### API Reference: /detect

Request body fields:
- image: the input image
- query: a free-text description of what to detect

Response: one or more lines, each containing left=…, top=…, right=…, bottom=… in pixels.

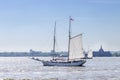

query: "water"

left=0, top=57, right=120, bottom=80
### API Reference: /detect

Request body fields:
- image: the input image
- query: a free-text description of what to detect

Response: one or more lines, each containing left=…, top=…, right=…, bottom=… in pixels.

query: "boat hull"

left=41, top=60, right=86, bottom=66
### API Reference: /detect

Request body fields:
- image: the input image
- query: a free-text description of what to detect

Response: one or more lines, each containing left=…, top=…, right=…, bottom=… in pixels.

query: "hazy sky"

left=0, top=0, right=120, bottom=52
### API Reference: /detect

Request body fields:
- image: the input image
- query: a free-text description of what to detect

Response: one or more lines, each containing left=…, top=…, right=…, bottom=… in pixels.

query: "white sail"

left=69, top=34, right=84, bottom=60
left=87, top=49, right=93, bottom=58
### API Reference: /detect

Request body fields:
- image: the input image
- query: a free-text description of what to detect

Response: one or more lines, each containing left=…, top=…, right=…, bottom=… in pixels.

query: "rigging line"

left=42, top=24, right=54, bottom=51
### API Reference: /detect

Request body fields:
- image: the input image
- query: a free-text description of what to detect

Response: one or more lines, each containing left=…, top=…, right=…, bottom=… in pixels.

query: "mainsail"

left=69, top=34, right=84, bottom=60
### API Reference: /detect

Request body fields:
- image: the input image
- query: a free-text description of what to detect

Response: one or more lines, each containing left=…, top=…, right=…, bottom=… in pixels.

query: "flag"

left=70, top=18, right=74, bottom=21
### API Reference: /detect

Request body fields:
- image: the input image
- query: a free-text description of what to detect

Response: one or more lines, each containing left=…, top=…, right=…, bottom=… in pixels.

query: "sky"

left=0, top=0, right=120, bottom=52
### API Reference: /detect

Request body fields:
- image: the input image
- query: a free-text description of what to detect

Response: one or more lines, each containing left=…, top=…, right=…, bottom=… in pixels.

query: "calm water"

left=0, top=57, right=120, bottom=80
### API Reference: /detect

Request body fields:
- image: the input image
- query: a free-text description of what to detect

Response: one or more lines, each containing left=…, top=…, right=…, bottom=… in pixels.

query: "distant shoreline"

left=0, top=50, right=120, bottom=57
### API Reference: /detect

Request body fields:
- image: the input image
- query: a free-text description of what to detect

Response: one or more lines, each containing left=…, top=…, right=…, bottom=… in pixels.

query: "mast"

left=68, top=16, right=72, bottom=61
left=53, top=21, right=56, bottom=60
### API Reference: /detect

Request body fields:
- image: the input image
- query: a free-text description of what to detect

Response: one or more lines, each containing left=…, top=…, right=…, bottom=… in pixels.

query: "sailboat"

left=41, top=16, right=86, bottom=66
left=87, top=49, right=93, bottom=59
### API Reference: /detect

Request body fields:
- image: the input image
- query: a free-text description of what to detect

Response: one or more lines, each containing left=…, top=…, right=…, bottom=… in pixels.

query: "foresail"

left=69, top=34, right=84, bottom=60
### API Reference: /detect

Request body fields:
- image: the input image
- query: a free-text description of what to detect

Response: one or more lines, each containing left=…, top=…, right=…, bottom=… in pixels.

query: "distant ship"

left=41, top=16, right=86, bottom=66
left=86, top=49, right=93, bottom=59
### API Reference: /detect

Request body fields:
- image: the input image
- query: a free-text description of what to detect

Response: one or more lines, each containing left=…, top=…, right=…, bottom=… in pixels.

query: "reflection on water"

left=0, top=57, right=120, bottom=80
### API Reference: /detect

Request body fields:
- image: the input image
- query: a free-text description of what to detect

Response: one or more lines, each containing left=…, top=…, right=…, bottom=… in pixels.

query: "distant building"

left=93, top=46, right=112, bottom=57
